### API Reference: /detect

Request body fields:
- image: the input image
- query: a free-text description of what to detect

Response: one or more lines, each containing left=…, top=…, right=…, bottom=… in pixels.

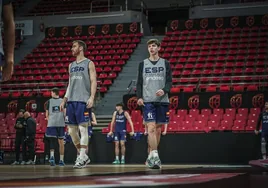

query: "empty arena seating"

left=0, top=33, right=142, bottom=97
left=27, top=0, right=114, bottom=16
left=102, top=107, right=261, bottom=134
left=12, top=0, right=26, bottom=14
left=161, top=26, right=268, bottom=93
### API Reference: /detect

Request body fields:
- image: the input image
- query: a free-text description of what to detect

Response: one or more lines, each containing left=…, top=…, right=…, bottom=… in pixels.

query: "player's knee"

left=58, top=139, right=64, bottom=145
left=115, top=141, right=119, bottom=148
left=79, top=126, right=88, bottom=146
left=147, top=123, right=156, bottom=134
left=120, top=141, right=125, bottom=147
left=68, top=126, right=80, bottom=145
left=156, top=126, right=161, bottom=133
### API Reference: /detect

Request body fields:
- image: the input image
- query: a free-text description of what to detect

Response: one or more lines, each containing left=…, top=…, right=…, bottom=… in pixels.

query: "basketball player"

left=0, top=0, right=15, bottom=81
left=45, top=88, right=66, bottom=166
left=255, top=101, right=268, bottom=160
left=60, top=40, right=97, bottom=169
left=136, top=39, right=172, bottom=169
left=108, top=103, right=134, bottom=164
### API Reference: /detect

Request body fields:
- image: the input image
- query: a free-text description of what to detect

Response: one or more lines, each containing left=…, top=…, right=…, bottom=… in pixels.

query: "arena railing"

left=192, top=0, right=268, bottom=6
left=26, top=5, right=122, bottom=16
left=126, top=74, right=268, bottom=93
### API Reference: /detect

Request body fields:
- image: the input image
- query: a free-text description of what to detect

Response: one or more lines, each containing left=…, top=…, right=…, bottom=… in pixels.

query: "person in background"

left=45, top=88, right=66, bottom=166
left=255, top=101, right=268, bottom=160
left=11, top=109, right=26, bottom=165
left=108, top=103, right=134, bottom=164
left=23, top=111, right=36, bottom=165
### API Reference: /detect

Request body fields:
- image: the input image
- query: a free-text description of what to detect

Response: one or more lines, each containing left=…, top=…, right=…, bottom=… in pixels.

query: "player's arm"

left=63, top=64, right=72, bottom=103
left=2, top=1, right=15, bottom=81
left=136, top=62, right=144, bottom=105
left=63, top=105, right=66, bottom=117
left=61, top=64, right=71, bottom=111
left=256, top=113, right=263, bottom=131
left=91, top=113, right=97, bottom=126
left=162, top=124, right=168, bottom=135
left=45, top=100, right=49, bottom=120
left=162, top=60, right=172, bottom=94
left=14, top=119, right=22, bottom=129
left=109, top=111, right=117, bottom=134
left=88, top=61, right=97, bottom=105
left=125, top=111, right=134, bottom=134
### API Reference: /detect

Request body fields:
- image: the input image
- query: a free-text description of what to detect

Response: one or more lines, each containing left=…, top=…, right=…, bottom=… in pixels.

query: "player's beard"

left=72, top=49, right=80, bottom=57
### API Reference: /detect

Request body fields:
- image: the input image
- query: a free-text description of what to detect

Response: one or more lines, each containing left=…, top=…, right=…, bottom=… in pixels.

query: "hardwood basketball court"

left=0, top=164, right=266, bottom=187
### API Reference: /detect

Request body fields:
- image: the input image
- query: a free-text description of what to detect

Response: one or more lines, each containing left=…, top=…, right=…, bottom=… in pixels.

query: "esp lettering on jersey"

left=70, top=66, right=85, bottom=73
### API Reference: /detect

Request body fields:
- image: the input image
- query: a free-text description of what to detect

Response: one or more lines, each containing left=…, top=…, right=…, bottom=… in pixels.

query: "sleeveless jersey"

left=261, top=111, right=268, bottom=133
left=142, top=58, right=169, bottom=103
left=47, top=98, right=65, bottom=127
left=115, top=111, right=127, bottom=132
left=68, top=59, right=91, bottom=103
left=0, top=0, right=3, bottom=55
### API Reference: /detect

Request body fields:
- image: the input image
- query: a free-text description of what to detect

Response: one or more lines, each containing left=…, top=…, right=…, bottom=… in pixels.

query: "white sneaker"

left=73, top=155, right=90, bottom=169
left=20, top=161, right=26, bottom=165
left=11, top=161, right=20, bottom=165
left=25, top=160, right=35, bottom=165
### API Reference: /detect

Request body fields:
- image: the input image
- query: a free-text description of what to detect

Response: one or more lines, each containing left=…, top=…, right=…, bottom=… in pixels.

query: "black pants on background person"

left=25, top=136, right=35, bottom=162
left=15, top=133, right=26, bottom=162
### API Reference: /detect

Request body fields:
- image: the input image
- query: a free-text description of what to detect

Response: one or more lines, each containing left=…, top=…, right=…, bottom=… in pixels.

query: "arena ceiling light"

left=66, top=13, right=124, bottom=20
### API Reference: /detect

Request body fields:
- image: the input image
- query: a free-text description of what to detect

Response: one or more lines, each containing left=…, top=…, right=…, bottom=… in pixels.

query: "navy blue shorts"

left=65, top=102, right=91, bottom=126
left=88, top=126, right=93, bottom=138
left=114, top=131, right=126, bottom=142
left=143, top=103, right=169, bottom=124
left=45, top=127, right=65, bottom=139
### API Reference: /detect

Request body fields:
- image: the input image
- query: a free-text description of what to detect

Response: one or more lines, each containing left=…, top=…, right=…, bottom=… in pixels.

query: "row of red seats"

left=102, top=108, right=262, bottom=133
left=163, top=35, right=268, bottom=42
left=164, top=48, right=267, bottom=56
left=37, top=43, right=138, bottom=50
left=44, top=33, right=142, bottom=42
left=165, top=27, right=268, bottom=36
left=172, top=67, right=267, bottom=75
left=0, top=136, right=44, bottom=153
left=25, top=54, right=131, bottom=61
left=162, top=52, right=267, bottom=60
left=102, top=119, right=259, bottom=133
left=171, top=84, right=259, bottom=93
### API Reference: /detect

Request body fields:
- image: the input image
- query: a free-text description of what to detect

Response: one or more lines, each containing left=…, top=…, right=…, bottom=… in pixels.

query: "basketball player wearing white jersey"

left=60, top=40, right=97, bottom=169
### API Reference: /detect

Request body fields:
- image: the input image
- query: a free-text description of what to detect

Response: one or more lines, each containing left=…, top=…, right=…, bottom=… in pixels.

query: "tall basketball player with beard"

left=60, top=40, right=97, bottom=169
